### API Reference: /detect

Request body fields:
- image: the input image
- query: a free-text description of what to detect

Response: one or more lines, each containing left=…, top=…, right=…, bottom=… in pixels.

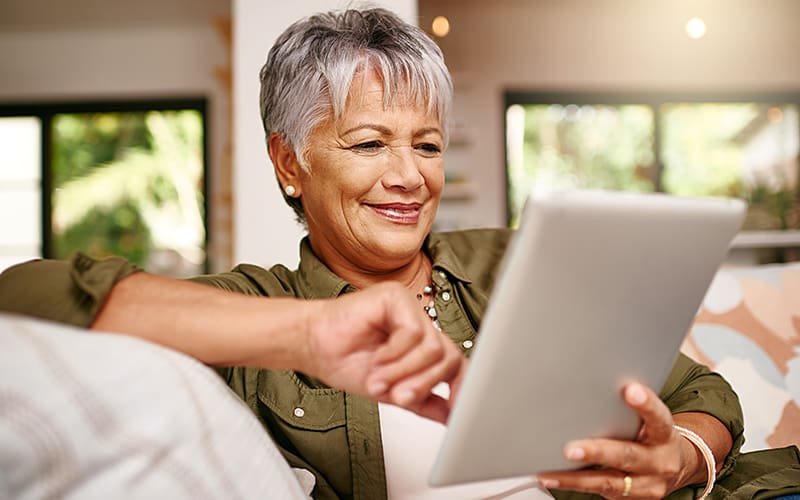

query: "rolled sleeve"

left=0, top=252, right=140, bottom=328
left=659, top=353, right=745, bottom=479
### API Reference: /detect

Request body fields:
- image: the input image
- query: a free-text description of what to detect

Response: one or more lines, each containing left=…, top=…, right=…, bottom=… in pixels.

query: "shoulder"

left=428, top=228, right=514, bottom=292
left=430, top=227, right=513, bottom=254
left=430, top=227, right=513, bottom=265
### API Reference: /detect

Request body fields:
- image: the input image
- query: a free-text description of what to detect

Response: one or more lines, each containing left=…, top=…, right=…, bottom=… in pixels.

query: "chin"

left=368, top=229, right=428, bottom=261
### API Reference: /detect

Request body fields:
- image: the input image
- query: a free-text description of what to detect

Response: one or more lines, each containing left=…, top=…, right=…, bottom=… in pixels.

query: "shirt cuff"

left=0, top=252, right=140, bottom=328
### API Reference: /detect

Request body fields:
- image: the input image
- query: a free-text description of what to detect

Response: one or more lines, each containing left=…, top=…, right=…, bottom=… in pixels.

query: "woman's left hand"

left=536, top=383, right=698, bottom=499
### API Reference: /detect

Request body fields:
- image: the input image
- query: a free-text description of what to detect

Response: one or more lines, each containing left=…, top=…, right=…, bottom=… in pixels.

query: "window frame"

left=0, top=98, right=209, bottom=269
left=503, top=90, right=800, bottom=226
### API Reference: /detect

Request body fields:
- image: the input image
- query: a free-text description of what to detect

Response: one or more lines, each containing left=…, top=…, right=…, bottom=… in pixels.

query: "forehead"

left=340, top=69, right=438, bottom=122
left=345, top=70, right=387, bottom=107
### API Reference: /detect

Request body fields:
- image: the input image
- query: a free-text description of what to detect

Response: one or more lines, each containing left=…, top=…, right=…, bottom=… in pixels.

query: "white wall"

left=232, top=0, right=418, bottom=269
left=419, top=0, right=800, bottom=228
left=0, top=26, right=224, bottom=99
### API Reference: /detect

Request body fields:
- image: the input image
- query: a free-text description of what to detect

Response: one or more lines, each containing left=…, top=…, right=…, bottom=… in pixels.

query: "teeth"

left=373, top=205, right=417, bottom=214
left=386, top=208, right=416, bottom=216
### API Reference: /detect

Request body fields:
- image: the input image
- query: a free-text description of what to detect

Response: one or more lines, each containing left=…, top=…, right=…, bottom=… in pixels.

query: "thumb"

left=447, top=359, right=468, bottom=411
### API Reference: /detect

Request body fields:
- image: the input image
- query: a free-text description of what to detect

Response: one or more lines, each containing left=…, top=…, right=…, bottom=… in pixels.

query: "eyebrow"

left=340, top=123, right=443, bottom=139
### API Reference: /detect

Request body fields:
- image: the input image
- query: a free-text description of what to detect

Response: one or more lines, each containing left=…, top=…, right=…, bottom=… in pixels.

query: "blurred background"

left=1, top=0, right=798, bottom=274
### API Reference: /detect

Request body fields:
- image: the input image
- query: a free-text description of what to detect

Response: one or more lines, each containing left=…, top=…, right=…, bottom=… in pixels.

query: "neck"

left=326, top=250, right=432, bottom=293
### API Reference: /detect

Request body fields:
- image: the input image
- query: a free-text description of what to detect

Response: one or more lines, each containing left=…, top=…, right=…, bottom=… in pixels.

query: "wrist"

left=676, top=427, right=703, bottom=484
left=674, top=424, right=716, bottom=499
left=230, top=295, right=318, bottom=372
left=291, top=298, right=322, bottom=375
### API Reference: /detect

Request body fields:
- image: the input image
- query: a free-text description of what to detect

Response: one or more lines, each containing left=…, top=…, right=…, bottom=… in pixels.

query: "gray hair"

left=259, top=7, right=453, bottom=223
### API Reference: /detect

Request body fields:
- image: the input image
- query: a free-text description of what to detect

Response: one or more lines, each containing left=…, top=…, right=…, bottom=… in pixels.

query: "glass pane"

left=51, top=110, right=206, bottom=277
left=506, top=104, right=655, bottom=226
left=661, top=103, right=800, bottom=230
left=0, top=116, right=41, bottom=272
left=0, top=117, right=41, bottom=182
left=0, top=191, right=40, bottom=246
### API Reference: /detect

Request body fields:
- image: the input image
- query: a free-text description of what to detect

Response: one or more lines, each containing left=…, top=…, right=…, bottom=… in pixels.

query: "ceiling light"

left=686, top=17, right=707, bottom=39
left=432, top=16, right=450, bottom=38
left=768, top=107, right=784, bottom=123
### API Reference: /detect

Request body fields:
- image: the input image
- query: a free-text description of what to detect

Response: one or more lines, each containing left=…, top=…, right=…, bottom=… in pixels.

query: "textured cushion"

left=0, top=313, right=308, bottom=499
left=683, top=263, right=800, bottom=452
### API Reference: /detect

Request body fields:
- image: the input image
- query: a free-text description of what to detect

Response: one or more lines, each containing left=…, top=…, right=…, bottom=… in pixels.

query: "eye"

left=415, top=143, right=442, bottom=157
left=350, top=140, right=385, bottom=152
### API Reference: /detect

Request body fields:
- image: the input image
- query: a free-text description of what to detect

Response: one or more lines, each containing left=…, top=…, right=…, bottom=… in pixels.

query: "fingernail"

left=395, top=389, right=416, bottom=406
left=539, top=478, right=559, bottom=489
left=626, top=384, right=647, bottom=405
left=369, top=380, right=388, bottom=396
left=565, top=445, right=585, bottom=461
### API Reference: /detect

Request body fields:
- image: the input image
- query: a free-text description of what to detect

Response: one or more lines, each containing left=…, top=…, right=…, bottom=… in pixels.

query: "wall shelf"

left=727, top=230, right=800, bottom=266
left=731, top=230, right=800, bottom=249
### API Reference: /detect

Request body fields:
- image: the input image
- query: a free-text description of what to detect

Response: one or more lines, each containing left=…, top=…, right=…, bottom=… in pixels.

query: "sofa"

left=681, top=262, right=800, bottom=453
left=1, top=262, right=799, bottom=499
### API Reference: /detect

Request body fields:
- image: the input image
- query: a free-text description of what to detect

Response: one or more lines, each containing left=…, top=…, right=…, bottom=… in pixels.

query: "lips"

left=366, top=202, right=423, bottom=224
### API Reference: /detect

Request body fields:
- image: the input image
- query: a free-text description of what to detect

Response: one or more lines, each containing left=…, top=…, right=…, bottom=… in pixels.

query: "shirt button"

left=438, top=271, right=446, bottom=279
left=462, top=340, right=474, bottom=349
left=294, top=407, right=305, bottom=418
left=441, top=291, right=451, bottom=301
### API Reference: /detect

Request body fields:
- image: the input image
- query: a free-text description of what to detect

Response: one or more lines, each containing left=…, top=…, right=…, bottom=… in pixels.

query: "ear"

left=268, top=133, right=303, bottom=197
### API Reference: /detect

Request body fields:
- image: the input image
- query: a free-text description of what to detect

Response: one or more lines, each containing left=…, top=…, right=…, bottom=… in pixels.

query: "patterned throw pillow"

left=0, top=313, right=309, bottom=500
left=683, top=263, right=800, bottom=452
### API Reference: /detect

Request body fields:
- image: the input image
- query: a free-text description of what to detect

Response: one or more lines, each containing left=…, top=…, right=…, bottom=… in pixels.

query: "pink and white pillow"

left=683, top=263, right=800, bottom=452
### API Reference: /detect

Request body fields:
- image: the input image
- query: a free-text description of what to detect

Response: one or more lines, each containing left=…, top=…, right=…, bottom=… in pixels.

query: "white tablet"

left=429, top=190, right=746, bottom=487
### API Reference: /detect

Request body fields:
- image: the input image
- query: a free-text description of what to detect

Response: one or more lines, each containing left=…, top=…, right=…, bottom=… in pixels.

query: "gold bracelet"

left=673, top=425, right=716, bottom=500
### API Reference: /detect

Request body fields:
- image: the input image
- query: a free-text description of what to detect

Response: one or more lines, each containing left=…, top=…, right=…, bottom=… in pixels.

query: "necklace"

left=416, top=283, right=441, bottom=331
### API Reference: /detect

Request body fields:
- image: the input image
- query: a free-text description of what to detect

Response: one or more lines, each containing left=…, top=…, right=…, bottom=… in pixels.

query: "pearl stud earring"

left=284, top=185, right=296, bottom=197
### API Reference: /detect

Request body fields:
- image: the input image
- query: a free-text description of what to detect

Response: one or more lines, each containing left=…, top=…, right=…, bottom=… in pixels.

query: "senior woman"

left=2, top=7, right=799, bottom=500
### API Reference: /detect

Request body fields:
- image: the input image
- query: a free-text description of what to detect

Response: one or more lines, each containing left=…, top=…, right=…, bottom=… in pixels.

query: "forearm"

left=661, top=354, right=744, bottom=478
left=95, top=275, right=465, bottom=422
left=93, top=272, right=314, bottom=371
left=0, top=254, right=302, bottom=370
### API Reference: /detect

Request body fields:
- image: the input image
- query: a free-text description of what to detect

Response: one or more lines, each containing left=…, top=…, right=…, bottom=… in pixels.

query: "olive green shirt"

left=1, top=229, right=798, bottom=499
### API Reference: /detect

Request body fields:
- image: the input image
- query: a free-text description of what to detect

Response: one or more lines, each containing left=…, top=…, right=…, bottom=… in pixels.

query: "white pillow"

left=0, top=313, right=309, bottom=500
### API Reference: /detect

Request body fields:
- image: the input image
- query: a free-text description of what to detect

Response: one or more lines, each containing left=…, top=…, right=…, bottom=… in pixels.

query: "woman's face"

left=298, top=70, right=445, bottom=274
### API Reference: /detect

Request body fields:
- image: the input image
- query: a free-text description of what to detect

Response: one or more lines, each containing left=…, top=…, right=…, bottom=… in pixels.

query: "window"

left=0, top=100, right=208, bottom=277
left=505, top=92, right=800, bottom=231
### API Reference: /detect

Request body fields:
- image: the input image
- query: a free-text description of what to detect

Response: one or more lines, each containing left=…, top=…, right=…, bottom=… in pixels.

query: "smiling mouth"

left=366, top=203, right=423, bottom=224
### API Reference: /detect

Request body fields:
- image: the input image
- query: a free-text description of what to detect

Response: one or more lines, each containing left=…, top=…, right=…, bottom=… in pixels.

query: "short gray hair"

left=259, top=7, right=453, bottom=223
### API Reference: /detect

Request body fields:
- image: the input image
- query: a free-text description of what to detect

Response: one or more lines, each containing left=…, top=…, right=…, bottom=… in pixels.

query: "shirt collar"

left=425, top=233, right=473, bottom=285
left=296, top=237, right=351, bottom=298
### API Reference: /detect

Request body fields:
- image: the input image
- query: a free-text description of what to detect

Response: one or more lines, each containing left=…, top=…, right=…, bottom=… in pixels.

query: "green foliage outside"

left=57, top=201, right=151, bottom=264
left=507, top=104, right=655, bottom=227
left=660, top=103, right=756, bottom=198
left=507, top=102, right=799, bottom=230
left=661, top=103, right=800, bottom=230
left=51, top=110, right=205, bottom=276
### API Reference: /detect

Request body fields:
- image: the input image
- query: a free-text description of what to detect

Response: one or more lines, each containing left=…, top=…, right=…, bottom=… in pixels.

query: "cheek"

left=306, top=163, right=382, bottom=212
left=424, top=160, right=446, bottom=194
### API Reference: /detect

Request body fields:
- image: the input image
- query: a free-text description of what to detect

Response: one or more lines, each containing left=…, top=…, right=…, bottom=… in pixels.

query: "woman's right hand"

left=302, top=281, right=466, bottom=423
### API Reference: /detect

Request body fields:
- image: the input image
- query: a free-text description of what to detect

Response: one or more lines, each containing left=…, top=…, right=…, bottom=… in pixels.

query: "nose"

left=382, top=146, right=424, bottom=191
